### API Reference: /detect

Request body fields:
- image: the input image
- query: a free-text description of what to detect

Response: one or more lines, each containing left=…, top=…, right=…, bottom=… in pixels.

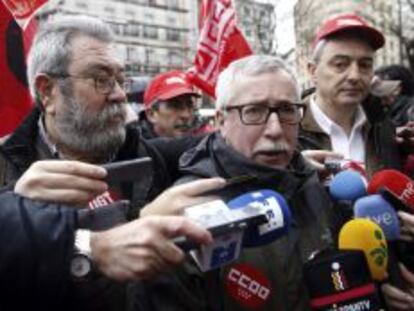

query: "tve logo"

left=368, top=212, right=393, bottom=227
left=225, top=264, right=271, bottom=309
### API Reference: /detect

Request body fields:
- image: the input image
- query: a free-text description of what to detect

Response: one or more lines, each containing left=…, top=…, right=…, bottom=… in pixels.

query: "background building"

left=40, top=0, right=199, bottom=77
left=294, top=0, right=402, bottom=88
left=39, top=0, right=278, bottom=78
left=234, top=0, right=276, bottom=54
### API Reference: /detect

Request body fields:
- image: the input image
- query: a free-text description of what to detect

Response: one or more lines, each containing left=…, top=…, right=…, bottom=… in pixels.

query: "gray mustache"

left=174, top=123, right=193, bottom=130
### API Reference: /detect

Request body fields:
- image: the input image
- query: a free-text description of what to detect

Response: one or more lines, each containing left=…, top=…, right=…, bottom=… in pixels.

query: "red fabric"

left=187, top=0, right=252, bottom=98
left=2, top=0, right=47, bottom=29
left=0, top=0, right=46, bottom=136
left=0, top=2, right=32, bottom=136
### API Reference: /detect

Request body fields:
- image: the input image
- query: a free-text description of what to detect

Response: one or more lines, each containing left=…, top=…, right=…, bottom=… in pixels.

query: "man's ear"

left=34, top=74, right=55, bottom=112
left=215, top=110, right=225, bottom=127
left=145, top=108, right=156, bottom=122
left=307, top=61, right=318, bottom=85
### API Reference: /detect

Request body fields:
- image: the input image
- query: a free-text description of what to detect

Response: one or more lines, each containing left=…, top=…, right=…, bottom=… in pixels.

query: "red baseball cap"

left=313, top=13, right=385, bottom=50
left=143, top=70, right=199, bottom=108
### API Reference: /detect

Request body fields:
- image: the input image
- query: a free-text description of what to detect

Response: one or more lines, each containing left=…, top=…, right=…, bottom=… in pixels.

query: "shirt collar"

left=310, top=95, right=367, bottom=135
left=38, top=117, right=60, bottom=158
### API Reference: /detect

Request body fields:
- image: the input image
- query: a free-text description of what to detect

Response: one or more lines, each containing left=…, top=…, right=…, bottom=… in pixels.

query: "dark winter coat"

left=132, top=132, right=340, bottom=311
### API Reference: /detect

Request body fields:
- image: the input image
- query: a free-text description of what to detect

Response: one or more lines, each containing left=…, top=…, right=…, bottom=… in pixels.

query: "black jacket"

left=0, top=107, right=202, bottom=311
left=136, top=113, right=159, bottom=140
left=0, top=192, right=77, bottom=311
left=133, top=132, right=339, bottom=311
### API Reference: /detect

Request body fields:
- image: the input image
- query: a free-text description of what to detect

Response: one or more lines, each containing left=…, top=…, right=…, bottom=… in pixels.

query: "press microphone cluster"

left=303, top=168, right=414, bottom=310
left=175, top=189, right=292, bottom=271
left=326, top=169, right=414, bottom=291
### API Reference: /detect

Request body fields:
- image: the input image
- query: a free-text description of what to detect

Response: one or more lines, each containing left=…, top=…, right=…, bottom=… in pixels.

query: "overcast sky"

left=274, top=0, right=297, bottom=54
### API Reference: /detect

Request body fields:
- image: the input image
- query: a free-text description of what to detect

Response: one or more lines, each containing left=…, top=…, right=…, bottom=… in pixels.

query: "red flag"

left=0, top=0, right=46, bottom=136
left=3, top=0, right=47, bottom=29
left=188, top=0, right=252, bottom=98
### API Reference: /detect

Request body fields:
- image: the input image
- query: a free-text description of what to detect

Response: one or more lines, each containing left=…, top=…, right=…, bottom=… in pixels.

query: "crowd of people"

left=2, top=11, right=414, bottom=311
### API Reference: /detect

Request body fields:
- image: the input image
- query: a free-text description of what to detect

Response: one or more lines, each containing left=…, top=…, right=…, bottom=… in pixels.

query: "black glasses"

left=225, top=103, right=307, bottom=125
left=48, top=72, right=131, bottom=95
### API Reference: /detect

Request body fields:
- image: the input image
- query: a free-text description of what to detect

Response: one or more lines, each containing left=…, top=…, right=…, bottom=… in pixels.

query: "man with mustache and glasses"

left=300, top=13, right=405, bottom=177
left=132, top=55, right=339, bottom=311
left=138, top=70, right=201, bottom=139
left=0, top=15, right=224, bottom=311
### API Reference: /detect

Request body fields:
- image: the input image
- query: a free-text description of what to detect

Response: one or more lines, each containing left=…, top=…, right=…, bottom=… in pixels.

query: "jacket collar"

left=180, top=132, right=316, bottom=198
left=301, top=95, right=325, bottom=134
left=0, top=107, right=53, bottom=174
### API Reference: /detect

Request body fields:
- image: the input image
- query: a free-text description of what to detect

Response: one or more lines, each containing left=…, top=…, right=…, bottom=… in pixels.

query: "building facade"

left=39, top=0, right=199, bottom=77
left=234, top=0, right=276, bottom=54
left=294, top=0, right=402, bottom=88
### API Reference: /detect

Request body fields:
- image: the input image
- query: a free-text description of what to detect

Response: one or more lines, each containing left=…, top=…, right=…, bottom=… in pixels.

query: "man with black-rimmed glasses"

left=134, top=55, right=338, bottom=311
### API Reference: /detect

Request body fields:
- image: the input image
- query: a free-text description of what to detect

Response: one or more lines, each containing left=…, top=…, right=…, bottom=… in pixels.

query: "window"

left=143, top=25, right=158, bottom=39
left=75, top=1, right=88, bottom=9
left=125, top=10, right=135, bottom=21
left=168, top=0, right=179, bottom=8
left=168, top=51, right=182, bottom=65
left=104, top=6, right=115, bottom=15
left=111, top=23, right=123, bottom=35
left=146, top=48, right=155, bottom=63
left=125, top=24, right=140, bottom=37
left=166, top=29, right=180, bottom=41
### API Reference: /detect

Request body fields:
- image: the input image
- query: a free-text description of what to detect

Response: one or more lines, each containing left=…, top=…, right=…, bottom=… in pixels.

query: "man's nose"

left=108, top=82, right=127, bottom=103
left=179, top=106, right=194, bottom=120
left=347, top=62, right=361, bottom=82
left=264, top=112, right=284, bottom=137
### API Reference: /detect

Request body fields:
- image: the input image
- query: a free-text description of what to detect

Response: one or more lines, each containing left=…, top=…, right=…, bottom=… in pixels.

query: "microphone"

left=338, top=219, right=388, bottom=282
left=368, top=169, right=414, bottom=210
left=329, top=170, right=367, bottom=202
left=304, top=249, right=384, bottom=310
left=178, top=189, right=291, bottom=271
left=353, top=195, right=408, bottom=289
left=353, top=195, right=401, bottom=241
left=226, top=189, right=292, bottom=247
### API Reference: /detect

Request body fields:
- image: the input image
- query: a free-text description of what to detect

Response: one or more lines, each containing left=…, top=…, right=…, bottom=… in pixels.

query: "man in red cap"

left=299, top=13, right=414, bottom=310
left=139, top=70, right=200, bottom=139
left=299, top=13, right=405, bottom=177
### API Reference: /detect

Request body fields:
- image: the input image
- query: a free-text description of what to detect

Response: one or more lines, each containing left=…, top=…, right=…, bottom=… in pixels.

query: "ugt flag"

left=187, top=0, right=252, bottom=98
left=0, top=0, right=47, bottom=136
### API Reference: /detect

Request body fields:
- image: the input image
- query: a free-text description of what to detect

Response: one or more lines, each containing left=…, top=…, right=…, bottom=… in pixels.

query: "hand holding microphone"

left=176, top=189, right=292, bottom=271
left=381, top=263, right=414, bottom=310
left=398, top=212, right=414, bottom=242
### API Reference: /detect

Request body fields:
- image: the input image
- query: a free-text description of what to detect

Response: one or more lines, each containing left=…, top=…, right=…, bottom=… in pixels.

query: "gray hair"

left=27, top=15, right=114, bottom=101
left=215, top=55, right=301, bottom=110
left=310, top=39, right=328, bottom=64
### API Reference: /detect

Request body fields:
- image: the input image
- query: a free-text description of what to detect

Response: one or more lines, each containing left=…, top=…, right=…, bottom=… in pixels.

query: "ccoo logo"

left=225, top=264, right=271, bottom=309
